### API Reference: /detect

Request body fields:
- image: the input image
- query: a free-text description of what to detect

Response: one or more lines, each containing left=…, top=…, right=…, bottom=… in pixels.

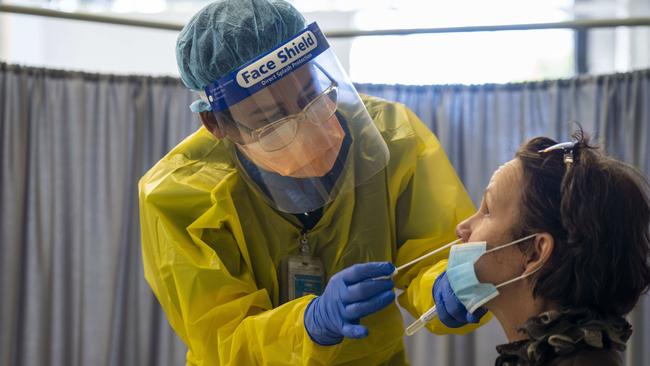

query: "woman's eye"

left=481, top=201, right=490, bottom=216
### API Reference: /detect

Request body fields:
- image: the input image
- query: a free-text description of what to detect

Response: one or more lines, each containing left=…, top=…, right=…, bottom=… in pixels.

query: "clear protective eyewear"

left=210, top=67, right=339, bottom=152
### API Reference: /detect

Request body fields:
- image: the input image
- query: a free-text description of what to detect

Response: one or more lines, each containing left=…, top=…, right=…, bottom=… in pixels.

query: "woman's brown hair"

left=514, top=130, right=650, bottom=316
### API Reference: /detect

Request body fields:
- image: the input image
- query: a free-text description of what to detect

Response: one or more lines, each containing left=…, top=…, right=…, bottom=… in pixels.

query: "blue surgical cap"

left=176, top=0, right=306, bottom=91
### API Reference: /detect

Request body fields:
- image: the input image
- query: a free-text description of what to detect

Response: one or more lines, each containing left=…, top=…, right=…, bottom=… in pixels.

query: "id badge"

left=280, top=255, right=324, bottom=303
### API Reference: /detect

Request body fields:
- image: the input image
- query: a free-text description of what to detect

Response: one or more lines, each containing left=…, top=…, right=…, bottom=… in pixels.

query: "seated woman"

left=435, top=131, right=650, bottom=366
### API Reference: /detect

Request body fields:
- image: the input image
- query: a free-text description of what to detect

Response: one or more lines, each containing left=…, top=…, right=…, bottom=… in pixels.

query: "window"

left=348, top=0, right=575, bottom=84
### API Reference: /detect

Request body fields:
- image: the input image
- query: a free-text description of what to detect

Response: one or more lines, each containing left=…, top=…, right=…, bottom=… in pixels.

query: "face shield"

left=204, top=22, right=389, bottom=213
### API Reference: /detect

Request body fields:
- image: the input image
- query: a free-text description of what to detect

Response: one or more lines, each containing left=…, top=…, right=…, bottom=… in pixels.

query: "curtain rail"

left=2, top=3, right=650, bottom=37
left=327, top=18, right=650, bottom=37
left=0, top=3, right=182, bottom=31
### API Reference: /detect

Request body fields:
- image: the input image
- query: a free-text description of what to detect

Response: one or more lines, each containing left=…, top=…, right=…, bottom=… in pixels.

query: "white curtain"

left=2, top=61, right=649, bottom=366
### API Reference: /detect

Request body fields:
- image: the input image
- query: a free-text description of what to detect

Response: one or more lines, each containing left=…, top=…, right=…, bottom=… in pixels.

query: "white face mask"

left=445, top=233, right=541, bottom=313
left=237, top=114, right=345, bottom=178
left=404, top=234, right=543, bottom=336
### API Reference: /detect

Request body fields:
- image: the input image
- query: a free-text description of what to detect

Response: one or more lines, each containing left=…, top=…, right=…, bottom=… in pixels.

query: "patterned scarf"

left=495, top=308, right=631, bottom=366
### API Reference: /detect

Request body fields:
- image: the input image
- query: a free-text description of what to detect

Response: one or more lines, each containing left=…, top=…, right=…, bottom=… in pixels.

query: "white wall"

left=0, top=9, right=354, bottom=78
left=303, top=11, right=354, bottom=74
left=2, top=2, right=649, bottom=81
left=0, top=11, right=189, bottom=76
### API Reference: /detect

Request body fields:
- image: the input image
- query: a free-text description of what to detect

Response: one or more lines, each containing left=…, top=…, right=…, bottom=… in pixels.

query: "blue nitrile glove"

left=433, top=271, right=487, bottom=328
left=304, top=262, right=396, bottom=345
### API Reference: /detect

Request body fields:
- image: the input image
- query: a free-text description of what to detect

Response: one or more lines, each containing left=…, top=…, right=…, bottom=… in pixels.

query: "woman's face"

left=455, top=159, right=529, bottom=305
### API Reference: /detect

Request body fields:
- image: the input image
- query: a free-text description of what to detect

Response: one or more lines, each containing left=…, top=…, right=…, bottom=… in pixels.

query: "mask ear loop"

left=479, top=233, right=540, bottom=289
left=493, top=235, right=546, bottom=289
left=495, top=263, right=543, bottom=289
left=483, top=233, right=538, bottom=255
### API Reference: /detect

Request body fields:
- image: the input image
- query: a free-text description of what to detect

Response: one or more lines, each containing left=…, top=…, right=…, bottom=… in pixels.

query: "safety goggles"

left=232, top=74, right=338, bottom=152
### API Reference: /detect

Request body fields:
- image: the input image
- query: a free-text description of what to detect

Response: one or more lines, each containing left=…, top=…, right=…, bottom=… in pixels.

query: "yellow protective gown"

left=139, top=94, right=490, bottom=366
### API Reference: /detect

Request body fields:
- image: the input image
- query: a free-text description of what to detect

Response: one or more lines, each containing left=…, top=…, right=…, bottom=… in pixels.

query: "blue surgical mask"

left=446, top=233, right=540, bottom=313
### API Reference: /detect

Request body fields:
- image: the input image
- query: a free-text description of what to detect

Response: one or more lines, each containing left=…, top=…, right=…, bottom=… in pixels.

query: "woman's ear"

left=524, top=233, right=554, bottom=275
left=199, top=111, right=226, bottom=139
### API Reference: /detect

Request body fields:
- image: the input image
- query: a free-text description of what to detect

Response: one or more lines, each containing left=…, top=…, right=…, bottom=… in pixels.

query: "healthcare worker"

left=138, top=0, right=489, bottom=365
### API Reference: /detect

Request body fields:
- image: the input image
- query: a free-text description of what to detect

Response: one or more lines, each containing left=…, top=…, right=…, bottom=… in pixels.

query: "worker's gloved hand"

left=433, top=271, right=487, bottom=328
left=304, top=262, right=396, bottom=345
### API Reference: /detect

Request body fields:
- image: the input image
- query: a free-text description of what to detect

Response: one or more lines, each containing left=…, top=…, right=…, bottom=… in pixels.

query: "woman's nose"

left=456, top=220, right=471, bottom=243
